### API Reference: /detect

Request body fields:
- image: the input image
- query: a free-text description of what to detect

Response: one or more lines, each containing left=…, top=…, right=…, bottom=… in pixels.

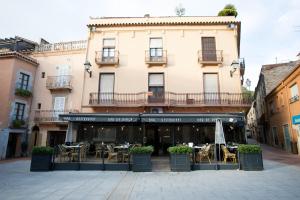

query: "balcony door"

left=202, top=37, right=217, bottom=61
left=149, top=38, right=163, bottom=62
left=99, top=73, right=115, bottom=103
left=57, top=65, right=69, bottom=87
left=148, top=73, right=164, bottom=103
left=102, top=38, right=115, bottom=62
left=203, top=73, right=219, bottom=103
left=53, top=97, right=65, bottom=119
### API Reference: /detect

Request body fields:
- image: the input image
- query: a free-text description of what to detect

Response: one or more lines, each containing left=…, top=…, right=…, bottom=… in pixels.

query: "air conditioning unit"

left=150, top=107, right=163, bottom=113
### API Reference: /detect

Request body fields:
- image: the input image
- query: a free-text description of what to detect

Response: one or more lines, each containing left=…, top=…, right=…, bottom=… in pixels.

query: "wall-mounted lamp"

left=230, top=60, right=239, bottom=77
left=84, top=60, right=92, bottom=77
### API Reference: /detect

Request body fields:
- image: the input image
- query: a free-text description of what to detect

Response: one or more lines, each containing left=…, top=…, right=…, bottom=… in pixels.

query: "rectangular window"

left=102, top=38, right=115, bottom=59
left=14, top=102, right=25, bottom=120
left=201, top=37, right=217, bottom=61
left=53, top=97, right=65, bottom=119
left=99, top=73, right=115, bottom=101
left=37, top=103, right=41, bottom=109
left=41, top=72, right=45, bottom=78
left=148, top=73, right=164, bottom=103
left=269, top=100, right=275, bottom=115
left=18, top=72, right=30, bottom=90
left=290, top=84, right=299, bottom=98
left=149, top=38, right=163, bottom=57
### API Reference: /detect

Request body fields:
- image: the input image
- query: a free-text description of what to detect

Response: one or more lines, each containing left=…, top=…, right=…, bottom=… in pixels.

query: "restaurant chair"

left=107, top=145, right=118, bottom=161
left=221, top=145, right=237, bottom=163
left=58, top=145, right=69, bottom=162
left=197, top=144, right=211, bottom=164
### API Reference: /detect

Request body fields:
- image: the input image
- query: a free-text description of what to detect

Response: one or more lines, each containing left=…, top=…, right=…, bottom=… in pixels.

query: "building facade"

left=0, top=37, right=38, bottom=159
left=252, top=61, right=300, bottom=144
left=25, top=16, right=251, bottom=157
left=266, top=63, right=300, bottom=154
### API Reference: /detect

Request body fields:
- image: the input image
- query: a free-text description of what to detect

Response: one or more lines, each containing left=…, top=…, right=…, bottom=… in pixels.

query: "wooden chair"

left=197, top=145, right=211, bottom=164
left=58, top=145, right=69, bottom=162
left=107, top=145, right=117, bottom=161
left=221, top=145, right=237, bottom=163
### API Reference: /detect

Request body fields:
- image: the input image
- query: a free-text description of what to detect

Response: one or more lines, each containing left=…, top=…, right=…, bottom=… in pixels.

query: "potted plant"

left=30, top=146, right=54, bottom=172
left=129, top=146, right=153, bottom=172
left=12, top=119, right=25, bottom=128
left=15, top=88, right=32, bottom=97
left=238, top=144, right=263, bottom=171
left=168, top=145, right=192, bottom=172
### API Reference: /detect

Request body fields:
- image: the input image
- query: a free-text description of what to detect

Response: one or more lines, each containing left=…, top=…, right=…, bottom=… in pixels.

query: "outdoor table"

left=63, top=144, right=81, bottom=162
left=114, top=146, right=129, bottom=163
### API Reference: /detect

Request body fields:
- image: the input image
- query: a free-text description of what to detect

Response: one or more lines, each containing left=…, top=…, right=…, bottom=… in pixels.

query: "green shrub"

left=32, top=146, right=54, bottom=155
left=129, top=146, right=154, bottom=154
left=218, top=4, right=238, bottom=17
left=238, top=144, right=262, bottom=153
left=15, top=88, right=32, bottom=97
left=12, top=119, right=25, bottom=128
left=168, top=145, right=193, bottom=154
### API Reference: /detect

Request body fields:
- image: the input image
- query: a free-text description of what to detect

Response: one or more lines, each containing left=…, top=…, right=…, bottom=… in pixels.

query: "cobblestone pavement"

left=1, top=143, right=300, bottom=200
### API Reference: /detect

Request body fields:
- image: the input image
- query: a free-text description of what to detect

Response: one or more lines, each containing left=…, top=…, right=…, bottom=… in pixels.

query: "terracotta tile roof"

left=0, top=51, right=38, bottom=66
left=88, top=16, right=240, bottom=27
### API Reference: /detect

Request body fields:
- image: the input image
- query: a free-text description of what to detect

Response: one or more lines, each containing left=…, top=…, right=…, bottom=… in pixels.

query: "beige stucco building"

left=26, top=16, right=251, bottom=156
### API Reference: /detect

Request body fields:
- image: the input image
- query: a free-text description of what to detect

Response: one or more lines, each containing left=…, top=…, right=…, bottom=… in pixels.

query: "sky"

left=0, top=0, right=299, bottom=90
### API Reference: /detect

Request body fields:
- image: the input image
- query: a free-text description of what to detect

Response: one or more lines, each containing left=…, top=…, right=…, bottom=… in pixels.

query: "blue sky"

left=1, top=0, right=299, bottom=90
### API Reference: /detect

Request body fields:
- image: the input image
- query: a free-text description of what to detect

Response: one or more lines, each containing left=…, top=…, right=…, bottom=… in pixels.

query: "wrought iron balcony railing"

left=95, top=51, right=119, bottom=66
left=198, top=50, right=223, bottom=65
left=145, top=50, right=167, bottom=66
left=89, top=92, right=252, bottom=107
left=46, top=75, right=72, bottom=91
left=34, top=109, right=79, bottom=123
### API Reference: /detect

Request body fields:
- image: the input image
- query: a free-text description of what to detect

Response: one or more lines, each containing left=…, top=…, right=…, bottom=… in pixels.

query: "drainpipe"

left=80, top=27, right=92, bottom=113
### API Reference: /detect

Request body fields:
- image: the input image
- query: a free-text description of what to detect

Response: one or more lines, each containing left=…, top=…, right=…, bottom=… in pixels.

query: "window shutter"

left=149, top=74, right=164, bottom=86
left=204, top=74, right=218, bottom=93
left=150, top=38, right=162, bottom=48
left=103, top=39, right=115, bottom=47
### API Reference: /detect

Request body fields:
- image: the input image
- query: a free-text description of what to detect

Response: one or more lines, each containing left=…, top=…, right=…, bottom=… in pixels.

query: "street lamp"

left=84, top=60, right=92, bottom=77
left=230, top=60, right=239, bottom=77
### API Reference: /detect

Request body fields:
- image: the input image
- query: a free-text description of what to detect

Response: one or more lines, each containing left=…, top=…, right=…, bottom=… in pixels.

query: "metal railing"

left=89, top=92, right=253, bottom=107
left=145, top=50, right=167, bottom=64
left=198, top=50, right=223, bottom=63
left=15, top=82, right=33, bottom=92
left=34, top=109, right=79, bottom=122
left=35, top=40, right=87, bottom=52
left=46, top=75, right=72, bottom=90
left=95, top=51, right=119, bottom=65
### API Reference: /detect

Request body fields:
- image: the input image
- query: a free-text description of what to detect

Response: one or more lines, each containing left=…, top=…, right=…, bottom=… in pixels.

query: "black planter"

left=239, top=152, right=263, bottom=171
left=30, top=154, right=53, bottom=172
left=131, top=153, right=152, bottom=172
left=170, top=154, right=191, bottom=172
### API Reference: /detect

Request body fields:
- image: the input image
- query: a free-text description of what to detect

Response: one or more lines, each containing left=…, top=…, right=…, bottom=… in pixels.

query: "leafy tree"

left=218, top=4, right=238, bottom=17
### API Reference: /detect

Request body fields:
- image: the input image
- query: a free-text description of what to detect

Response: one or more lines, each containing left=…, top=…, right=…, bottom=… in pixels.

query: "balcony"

left=35, top=40, right=87, bottom=53
left=95, top=51, right=119, bottom=67
left=198, top=50, right=223, bottom=66
left=10, top=118, right=28, bottom=129
left=145, top=50, right=167, bottom=67
left=46, top=75, right=72, bottom=91
left=34, top=109, right=79, bottom=124
left=89, top=92, right=252, bottom=107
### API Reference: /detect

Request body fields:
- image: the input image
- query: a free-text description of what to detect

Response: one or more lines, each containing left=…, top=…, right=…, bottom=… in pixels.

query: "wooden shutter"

left=202, top=37, right=217, bottom=61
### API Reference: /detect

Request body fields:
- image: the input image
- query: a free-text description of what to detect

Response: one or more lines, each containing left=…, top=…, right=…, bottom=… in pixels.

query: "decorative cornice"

left=0, top=51, right=39, bottom=66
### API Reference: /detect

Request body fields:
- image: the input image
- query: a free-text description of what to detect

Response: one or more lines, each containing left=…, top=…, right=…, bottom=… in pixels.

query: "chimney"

left=144, top=14, right=150, bottom=18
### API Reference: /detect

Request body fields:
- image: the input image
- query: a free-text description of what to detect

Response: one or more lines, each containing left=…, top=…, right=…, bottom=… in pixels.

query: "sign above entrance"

left=141, top=114, right=244, bottom=124
left=292, top=115, right=300, bottom=125
left=60, top=114, right=140, bottom=123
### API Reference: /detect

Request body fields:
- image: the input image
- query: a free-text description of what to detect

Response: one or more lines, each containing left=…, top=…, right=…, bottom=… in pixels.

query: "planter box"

left=30, top=154, right=52, bottom=171
left=239, top=152, right=263, bottom=171
left=131, top=153, right=152, bottom=172
left=170, top=154, right=191, bottom=172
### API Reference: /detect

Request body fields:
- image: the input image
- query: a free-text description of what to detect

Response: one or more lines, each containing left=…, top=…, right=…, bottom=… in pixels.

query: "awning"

left=59, top=113, right=140, bottom=123
left=60, top=113, right=245, bottom=124
left=140, top=113, right=244, bottom=124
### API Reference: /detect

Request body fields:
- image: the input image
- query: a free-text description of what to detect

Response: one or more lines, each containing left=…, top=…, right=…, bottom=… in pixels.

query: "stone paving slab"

left=1, top=145, right=300, bottom=200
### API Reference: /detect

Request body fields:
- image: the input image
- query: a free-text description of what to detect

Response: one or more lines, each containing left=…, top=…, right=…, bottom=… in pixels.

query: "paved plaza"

left=1, top=144, right=300, bottom=200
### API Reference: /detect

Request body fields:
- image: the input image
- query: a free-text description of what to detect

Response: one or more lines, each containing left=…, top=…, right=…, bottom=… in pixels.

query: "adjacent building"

left=0, top=37, right=38, bottom=159
left=265, top=63, right=300, bottom=154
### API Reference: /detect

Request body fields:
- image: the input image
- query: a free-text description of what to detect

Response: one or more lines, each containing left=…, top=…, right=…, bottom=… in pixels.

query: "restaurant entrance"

left=145, top=125, right=172, bottom=156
